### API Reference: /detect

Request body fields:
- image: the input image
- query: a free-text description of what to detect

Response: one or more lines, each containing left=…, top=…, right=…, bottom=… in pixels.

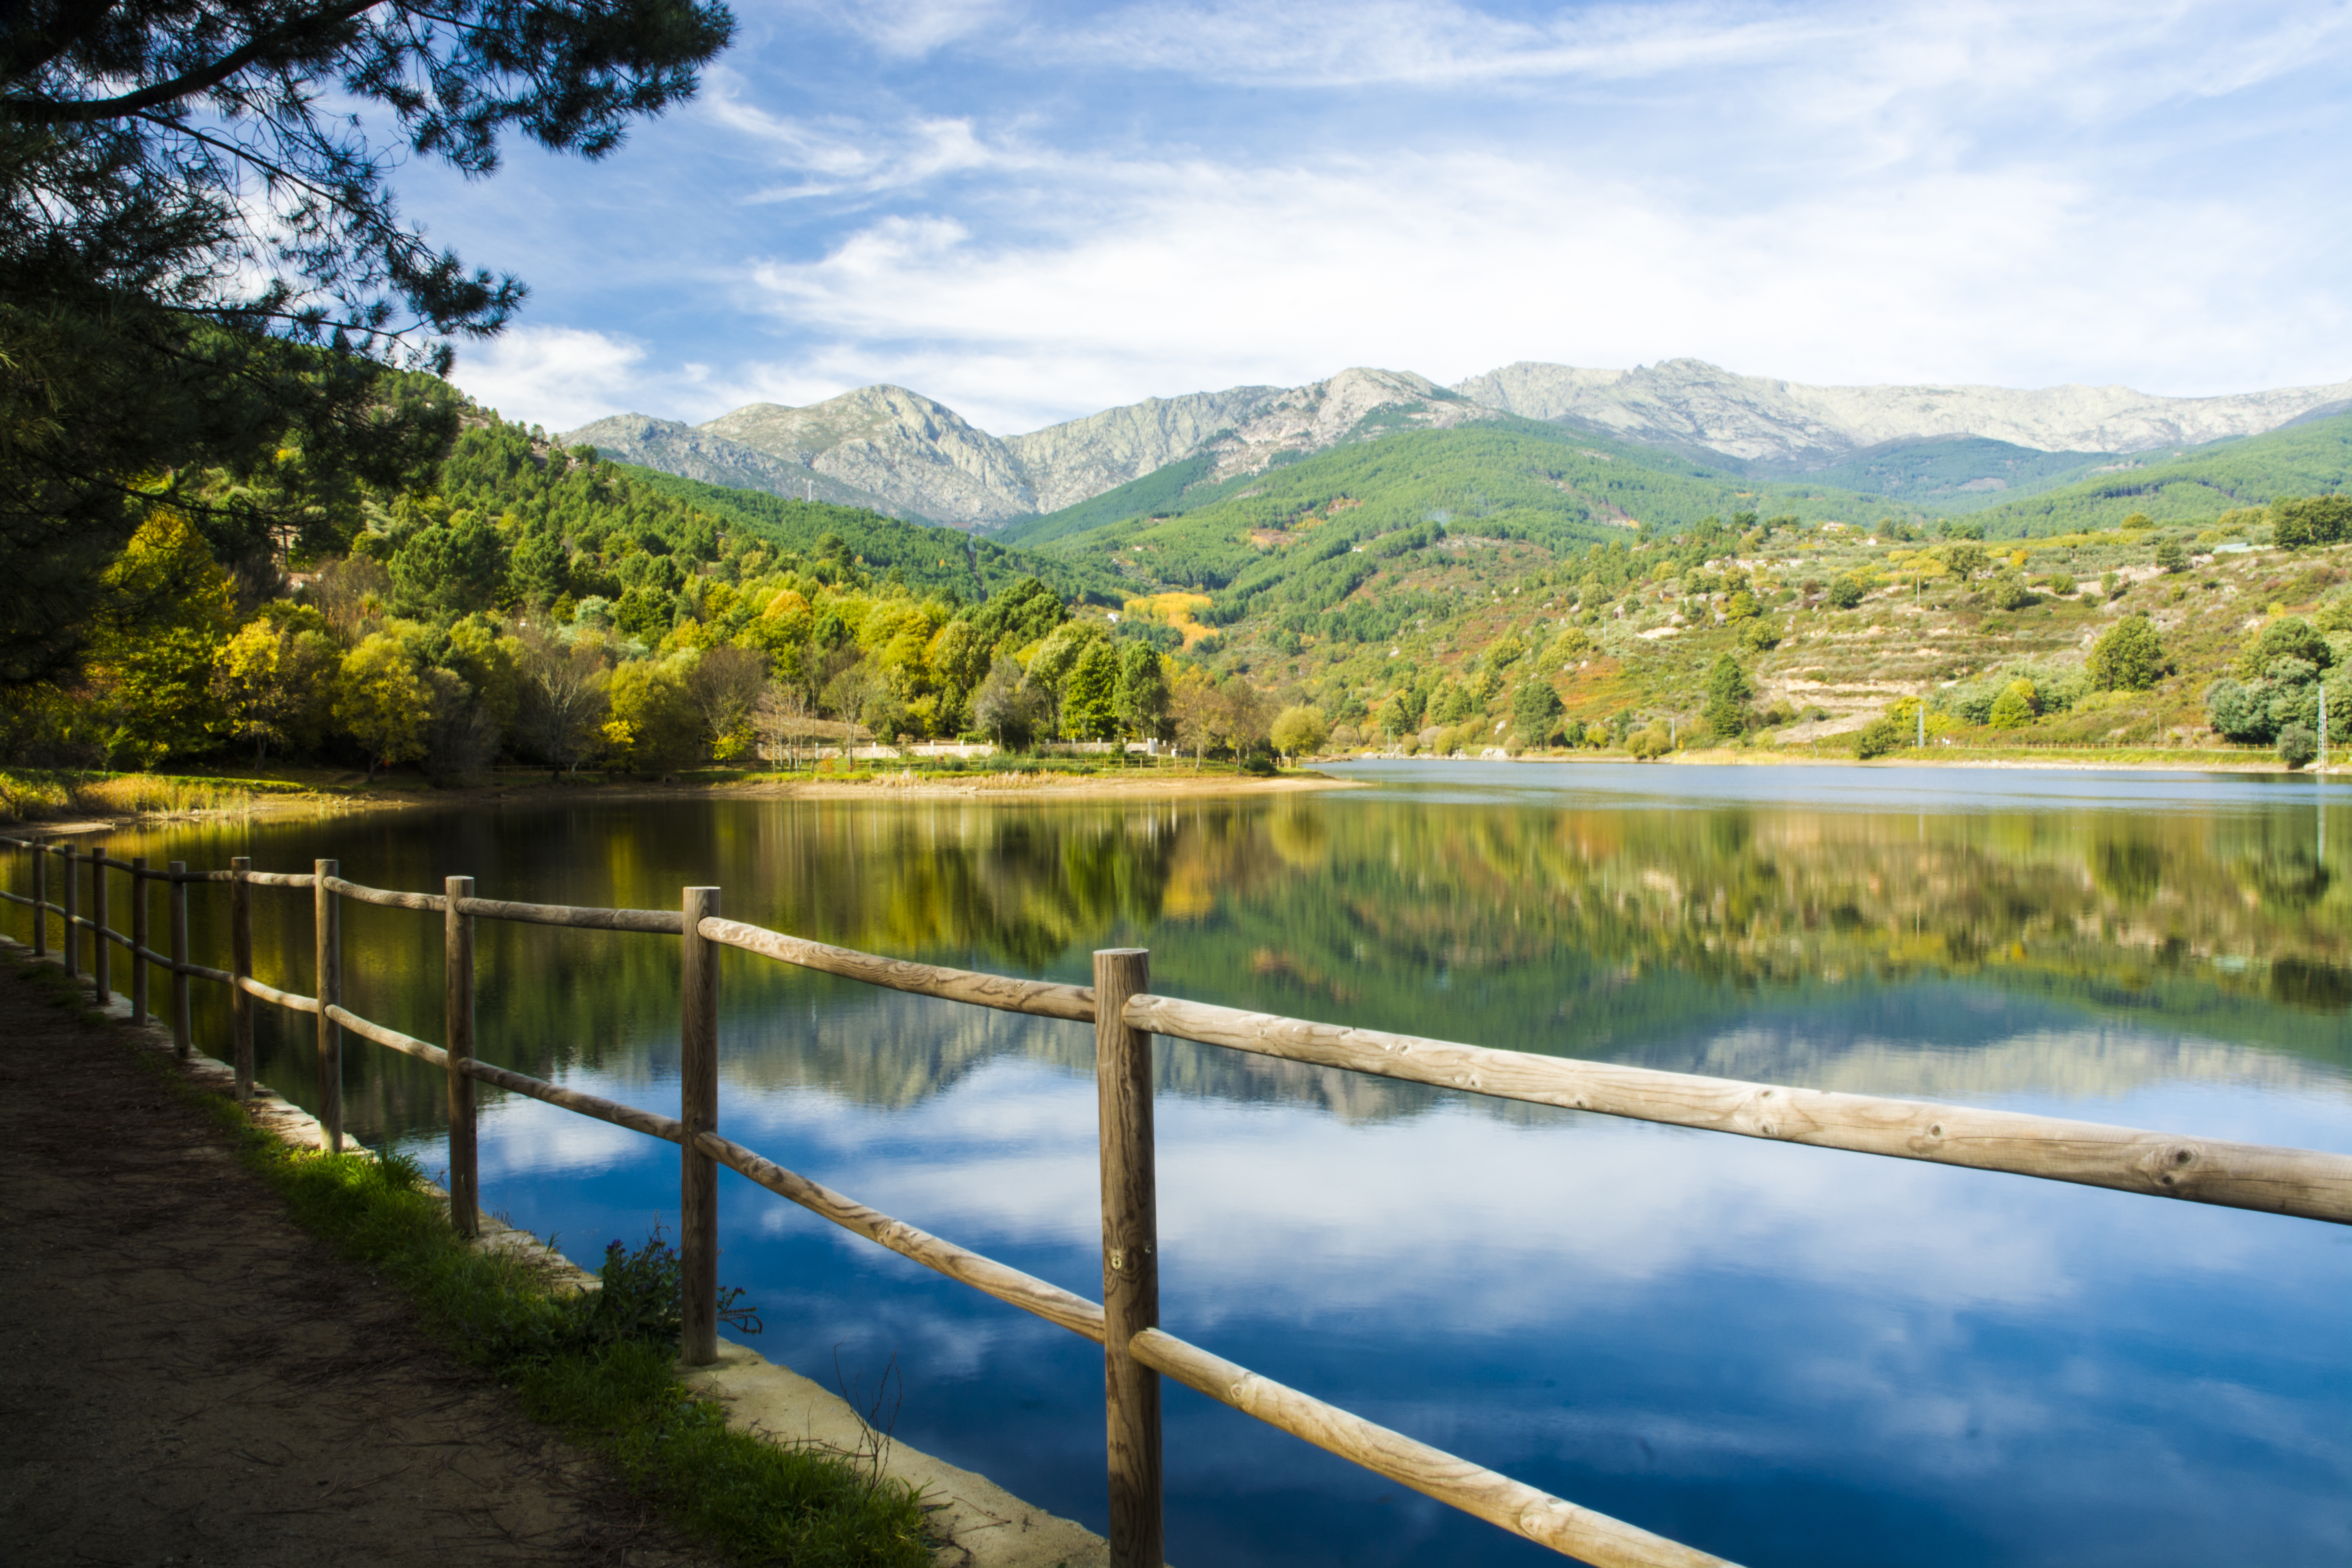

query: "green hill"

left=1764, top=436, right=2118, bottom=512
left=1015, top=417, right=1909, bottom=581
left=1964, top=409, right=2352, bottom=537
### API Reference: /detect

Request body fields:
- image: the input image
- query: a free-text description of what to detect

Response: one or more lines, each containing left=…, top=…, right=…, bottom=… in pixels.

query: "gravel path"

left=0, top=953, right=710, bottom=1568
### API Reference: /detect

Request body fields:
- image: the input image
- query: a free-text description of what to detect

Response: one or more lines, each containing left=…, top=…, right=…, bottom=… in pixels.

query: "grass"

left=252, top=1152, right=935, bottom=1568
left=4, top=951, right=935, bottom=1568
left=0, top=768, right=311, bottom=823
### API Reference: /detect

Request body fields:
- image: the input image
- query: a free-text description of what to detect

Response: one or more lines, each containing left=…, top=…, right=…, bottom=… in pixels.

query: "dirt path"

left=0, top=960, right=710, bottom=1568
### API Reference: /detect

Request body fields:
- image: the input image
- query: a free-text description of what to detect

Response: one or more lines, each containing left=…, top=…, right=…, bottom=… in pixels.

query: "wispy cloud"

left=432, top=0, right=2352, bottom=434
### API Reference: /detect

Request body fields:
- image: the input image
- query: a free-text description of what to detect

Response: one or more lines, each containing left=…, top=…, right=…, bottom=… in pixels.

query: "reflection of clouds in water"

left=477, top=1095, right=657, bottom=1178
left=1671, top=1022, right=2352, bottom=1106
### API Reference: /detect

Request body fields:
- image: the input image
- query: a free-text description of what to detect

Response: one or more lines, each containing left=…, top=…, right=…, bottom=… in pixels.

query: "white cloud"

left=721, top=139, right=2339, bottom=434
left=436, top=0, right=2352, bottom=434
left=448, top=324, right=656, bottom=430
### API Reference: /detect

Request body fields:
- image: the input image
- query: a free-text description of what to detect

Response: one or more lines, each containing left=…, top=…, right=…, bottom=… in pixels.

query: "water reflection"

left=4, top=766, right=2347, bottom=1568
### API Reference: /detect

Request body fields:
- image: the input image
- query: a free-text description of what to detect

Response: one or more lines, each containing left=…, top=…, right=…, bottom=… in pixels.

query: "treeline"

left=4, top=403, right=1209, bottom=780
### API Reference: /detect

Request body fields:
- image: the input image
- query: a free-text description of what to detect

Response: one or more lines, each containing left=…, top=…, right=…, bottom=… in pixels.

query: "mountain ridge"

left=565, top=358, right=2352, bottom=535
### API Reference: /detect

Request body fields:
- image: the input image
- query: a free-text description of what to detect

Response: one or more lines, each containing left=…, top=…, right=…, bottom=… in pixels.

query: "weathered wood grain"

left=323, top=876, right=447, bottom=913
left=327, top=1005, right=449, bottom=1069
left=228, top=858, right=252, bottom=1099
left=89, top=844, right=109, bottom=1004
left=679, top=886, right=720, bottom=1367
left=456, top=896, right=681, bottom=933
left=236, top=974, right=318, bottom=1014
left=167, top=861, right=189, bottom=1056
left=445, top=875, right=478, bottom=1238
left=1094, top=948, right=1161, bottom=1568
left=1122, top=996, right=2352, bottom=1226
left=61, top=846, right=78, bottom=980
left=699, top=916, right=1097, bottom=1021
left=314, top=859, right=342, bottom=1152
left=241, top=871, right=315, bottom=888
left=1127, top=1328, right=1737, bottom=1568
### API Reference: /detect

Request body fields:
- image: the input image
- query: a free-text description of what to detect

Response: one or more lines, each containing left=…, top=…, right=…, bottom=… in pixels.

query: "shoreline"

left=7, top=746, right=2336, bottom=835
left=2, top=765, right=1366, bottom=833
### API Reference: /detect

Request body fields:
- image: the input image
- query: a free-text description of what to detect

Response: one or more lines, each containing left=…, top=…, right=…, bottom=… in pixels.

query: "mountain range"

left=564, top=359, right=2352, bottom=534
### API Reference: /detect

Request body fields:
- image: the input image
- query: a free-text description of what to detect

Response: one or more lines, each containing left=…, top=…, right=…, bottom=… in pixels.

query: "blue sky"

left=416, top=0, right=2352, bottom=437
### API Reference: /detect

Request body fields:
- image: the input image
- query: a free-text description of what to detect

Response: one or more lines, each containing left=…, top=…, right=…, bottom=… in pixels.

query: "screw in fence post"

left=168, top=862, right=190, bottom=1060
left=61, top=845, right=78, bottom=980
left=445, top=875, right=478, bottom=1238
left=91, top=843, right=110, bottom=1006
left=315, top=859, right=342, bottom=1152
left=679, top=885, right=721, bottom=1367
left=230, top=858, right=254, bottom=1101
left=31, top=842, right=46, bottom=958
left=1094, top=946, right=1162, bottom=1568
left=130, top=858, right=150, bottom=1027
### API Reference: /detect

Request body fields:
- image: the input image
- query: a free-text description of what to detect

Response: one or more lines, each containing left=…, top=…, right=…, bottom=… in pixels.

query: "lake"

left=13, top=762, right=2349, bottom=1567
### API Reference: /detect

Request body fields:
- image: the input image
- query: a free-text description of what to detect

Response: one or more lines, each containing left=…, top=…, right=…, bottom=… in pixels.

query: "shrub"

left=2088, top=614, right=2170, bottom=690
left=1988, top=679, right=2040, bottom=728
left=2278, top=722, right=2318, bottom=768
left=1854, top=713, right=1909, bottom=759
left=2154, top=540, right=2188, bottom=573
left=1986, top=572, right=2035, bottom=611
left=1826, top=574, right=1867, bottom=609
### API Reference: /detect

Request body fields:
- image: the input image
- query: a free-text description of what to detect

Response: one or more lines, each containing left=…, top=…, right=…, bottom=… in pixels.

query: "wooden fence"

left=5, top=831, right=2348, bottom=1568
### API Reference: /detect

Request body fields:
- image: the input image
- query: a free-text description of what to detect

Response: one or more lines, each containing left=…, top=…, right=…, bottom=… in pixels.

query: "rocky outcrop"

left=701, top=386, right=1037, bottom=528
left=1451, top=358, right=2352, bottom=465
left=559, top=413, right=909, bottom=515
left=1005, top=384, right=1283, bottom=512
left=1192, top=367, right=1499, bottom=481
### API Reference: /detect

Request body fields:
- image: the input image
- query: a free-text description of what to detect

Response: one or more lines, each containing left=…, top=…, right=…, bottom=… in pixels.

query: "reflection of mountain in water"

left=62, top=784, right=2351, bottom=1145
left=712, top=976, right=2352, bottom=1129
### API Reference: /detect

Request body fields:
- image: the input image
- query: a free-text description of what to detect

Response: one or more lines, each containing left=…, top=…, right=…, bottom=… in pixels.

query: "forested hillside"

left=3, top=399, right=1182, bottom=783
left=1964, top=410, right=2352, bottom=537
left=624, top=468, right=1129, bottom=604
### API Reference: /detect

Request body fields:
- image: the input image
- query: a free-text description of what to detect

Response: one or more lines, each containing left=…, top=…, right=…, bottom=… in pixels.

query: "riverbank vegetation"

left=179, top=1039, right=931, bottom=1565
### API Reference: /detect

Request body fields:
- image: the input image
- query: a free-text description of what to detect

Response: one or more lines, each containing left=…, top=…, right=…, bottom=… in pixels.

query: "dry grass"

left=0, top=770, right=308, bottom=823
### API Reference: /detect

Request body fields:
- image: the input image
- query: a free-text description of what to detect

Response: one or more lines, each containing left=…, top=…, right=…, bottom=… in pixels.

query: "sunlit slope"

left=1964, top=409, right=2352, bottom=537
left=1015, top=419, right=1900, bottom=589
left=1764, top=436, right=2120, bottom=512
left=621, top=466, right=1131, bottom=603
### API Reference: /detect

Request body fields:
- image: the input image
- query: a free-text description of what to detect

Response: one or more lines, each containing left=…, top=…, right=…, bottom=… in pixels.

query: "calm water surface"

left=16, top=762, right=2350, bottom=1567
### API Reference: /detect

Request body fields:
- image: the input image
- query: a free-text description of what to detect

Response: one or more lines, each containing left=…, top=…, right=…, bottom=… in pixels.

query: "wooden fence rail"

left=6, top=828, right=2349, bottom=1568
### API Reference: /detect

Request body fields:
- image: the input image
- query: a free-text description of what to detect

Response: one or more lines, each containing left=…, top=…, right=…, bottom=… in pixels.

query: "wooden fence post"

left=61, top=845, right=78, bottom=980
left=1094, top=946, right=1163, bottom=1568
left=445, top=875, right=478, bottom=1238
left=680, top=884, right=721, bottom=1367
left=315, top=858, right=341, bottom=1152
left=130, top=858, right=150, bottom=1026
left=168, top=861, right=190, bottom=1058
left=230, top=857, right=254, bottom=1101
left=90, top=842, right=109, bottom=1006
left=30, top=841, right=46, bottom=958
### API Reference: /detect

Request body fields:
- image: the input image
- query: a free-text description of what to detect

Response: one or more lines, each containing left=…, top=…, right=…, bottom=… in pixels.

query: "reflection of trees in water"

left=67, top=791, right=2350, bottom=1144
